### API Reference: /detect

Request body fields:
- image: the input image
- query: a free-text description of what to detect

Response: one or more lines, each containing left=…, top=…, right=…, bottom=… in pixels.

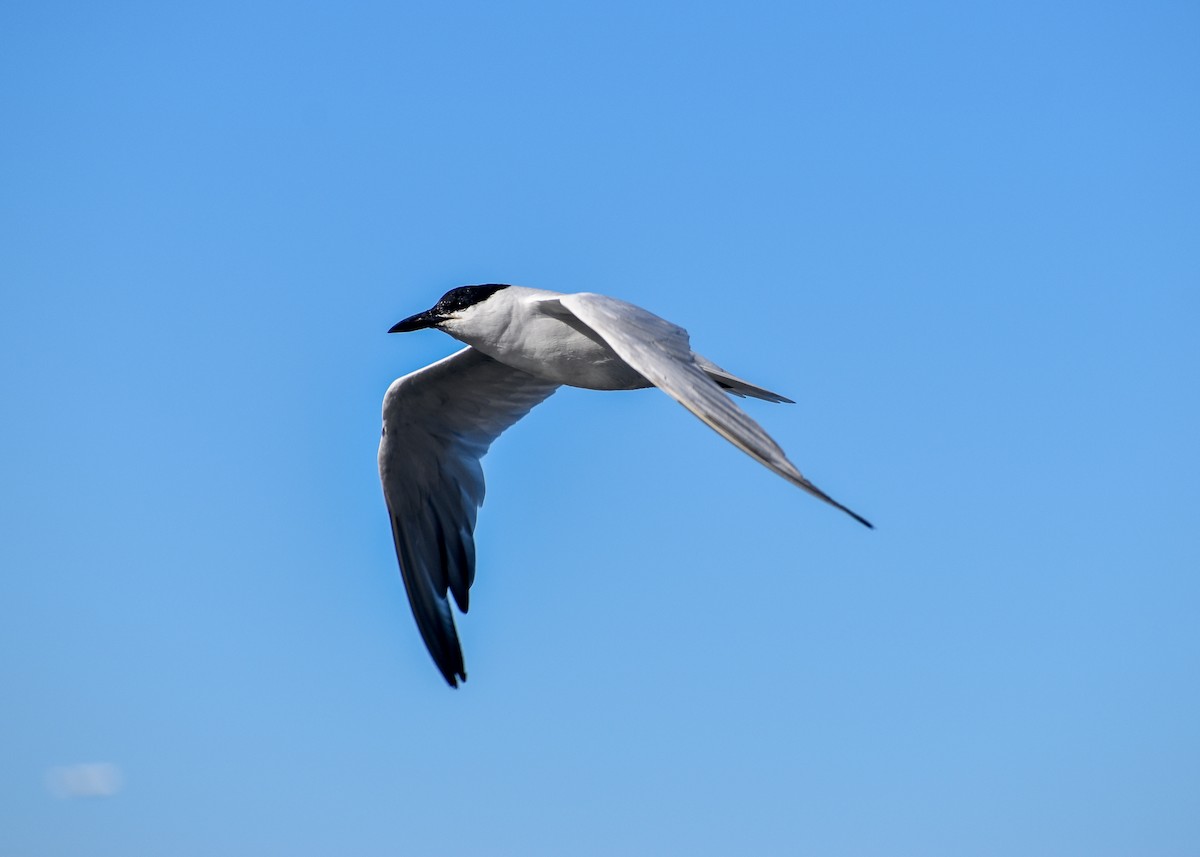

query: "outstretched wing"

left=550, top=293, right=872, bottom=528
left=379, top=346, right=560, bottom=686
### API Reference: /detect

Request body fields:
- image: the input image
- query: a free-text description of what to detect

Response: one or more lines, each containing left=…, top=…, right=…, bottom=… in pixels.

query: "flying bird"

left=379, top=285, right=871, bottom=686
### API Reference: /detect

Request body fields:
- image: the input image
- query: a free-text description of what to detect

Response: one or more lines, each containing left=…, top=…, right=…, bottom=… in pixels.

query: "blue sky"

left=1, top=1, right=1197, bottom=854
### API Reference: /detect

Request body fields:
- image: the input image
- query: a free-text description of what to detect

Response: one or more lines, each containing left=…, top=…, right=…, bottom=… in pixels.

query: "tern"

left=380, top=284, right=871, bottom=686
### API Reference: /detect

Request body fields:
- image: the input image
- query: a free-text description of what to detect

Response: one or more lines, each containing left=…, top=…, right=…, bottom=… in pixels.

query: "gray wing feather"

left=555, top=293, right=872, bottom=528
left=378, top=346, right=560, bottom=686
left=690, top=353, right=795, bottom=403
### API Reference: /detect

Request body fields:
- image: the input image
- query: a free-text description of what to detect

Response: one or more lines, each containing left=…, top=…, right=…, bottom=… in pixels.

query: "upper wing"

left=379, top=346, right=560, bottom=686
left=552, top=293, right=872, bottom=528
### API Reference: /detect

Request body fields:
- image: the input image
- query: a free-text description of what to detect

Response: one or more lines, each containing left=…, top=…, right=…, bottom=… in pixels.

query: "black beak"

left=388, top=308, right=440, bottom=333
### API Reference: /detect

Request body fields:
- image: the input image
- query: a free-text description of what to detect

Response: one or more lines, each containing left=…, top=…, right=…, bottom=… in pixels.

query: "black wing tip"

left=838, top=504, right=874, bottom=529
left=819, top=494, right=873, bottom=529
left=803, top=484, right=874, bottom=529
left=434, top=648, right=465, bottom=686
left=432, top=640, right=467, bottom=688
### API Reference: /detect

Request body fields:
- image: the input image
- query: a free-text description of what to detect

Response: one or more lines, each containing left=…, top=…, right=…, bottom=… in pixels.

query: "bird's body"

left=380, top=284, right=870, bottom=686
left=442, top=287, right=653, bottom=390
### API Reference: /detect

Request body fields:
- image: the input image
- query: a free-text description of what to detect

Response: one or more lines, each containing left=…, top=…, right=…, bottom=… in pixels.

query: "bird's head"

left=389, top=285, right=511, bottom=336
